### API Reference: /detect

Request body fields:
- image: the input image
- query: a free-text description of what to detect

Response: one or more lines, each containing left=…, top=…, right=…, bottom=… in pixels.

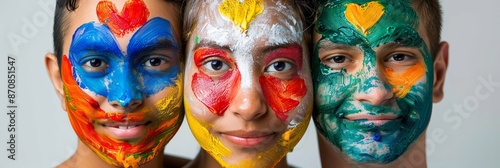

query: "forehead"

left=314, top=0, right=431, bottom=48
left=64, top=0, right=180, bottom=45
left=193, top=0, right=303, bottom=50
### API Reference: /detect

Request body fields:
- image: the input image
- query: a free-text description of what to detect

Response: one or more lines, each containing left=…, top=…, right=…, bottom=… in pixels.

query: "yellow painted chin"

left=219, top=0, right=264, bottom=31
left=344, top=1, right=384, bottom=36
left=185, top=99, right=312, bottom=168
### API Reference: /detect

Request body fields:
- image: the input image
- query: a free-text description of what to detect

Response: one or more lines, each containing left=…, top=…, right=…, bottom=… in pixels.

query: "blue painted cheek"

left=139, top=64, right=180, bottom=97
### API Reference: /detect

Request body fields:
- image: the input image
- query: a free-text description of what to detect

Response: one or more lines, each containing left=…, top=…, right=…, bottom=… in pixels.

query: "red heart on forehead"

left=96, top=0, right=150, bottom=37
left=192, top=70, right=241, bottom=116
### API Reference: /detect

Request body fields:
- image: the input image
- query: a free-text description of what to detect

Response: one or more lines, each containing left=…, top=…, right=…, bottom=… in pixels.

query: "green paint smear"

left=312, top=0, right=434, bottom=163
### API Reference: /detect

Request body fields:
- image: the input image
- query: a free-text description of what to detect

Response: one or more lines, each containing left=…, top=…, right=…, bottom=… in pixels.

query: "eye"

left=387, top=54, right=410, bottom=62
left=142, top=55, right=172, bottom=71
left=201, top=59, right=230, bottom=72
left=322, top=54, right=353, bottom=70
left=82, top=58, right=108, bottom=72
left=266, top=61, right=293, bottom=72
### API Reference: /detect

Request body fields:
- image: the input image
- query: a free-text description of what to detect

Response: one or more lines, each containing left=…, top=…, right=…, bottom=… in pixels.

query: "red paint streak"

left=61, top=56, right=177, bottom=167
left=193, top=48, right=233, bottom=67
left=259, top=75, right=307, bottom=122
left=191, top=48, right=240, bottom=116
left=96, top=0, right=150, bottom=37
left=265, top=44, right=303, bottom=69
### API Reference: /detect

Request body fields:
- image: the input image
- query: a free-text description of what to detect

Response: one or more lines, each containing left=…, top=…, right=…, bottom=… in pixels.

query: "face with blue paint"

left=46, top=0, right=183, bottom=167
left=313, top=0, right=435, bottom=164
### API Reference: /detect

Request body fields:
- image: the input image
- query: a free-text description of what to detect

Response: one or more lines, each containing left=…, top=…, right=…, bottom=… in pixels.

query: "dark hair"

left=53, top=0, right=184, bottom=67
left=412, top=0, right=443, bottom=59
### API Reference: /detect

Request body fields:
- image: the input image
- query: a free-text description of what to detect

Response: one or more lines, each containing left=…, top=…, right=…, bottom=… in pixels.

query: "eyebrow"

left=69, top=22, right=122, bottom=57
left=318, top=41, right=360, bottom=52
left=127, top=17, right=179, bottom=58
left=192, top=39, right=231, bottom=52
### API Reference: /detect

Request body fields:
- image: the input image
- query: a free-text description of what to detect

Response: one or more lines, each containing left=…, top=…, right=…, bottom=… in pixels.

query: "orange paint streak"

left=61, top=56, right=182, bottom=167
left=382, top=61, right=426, bottom=98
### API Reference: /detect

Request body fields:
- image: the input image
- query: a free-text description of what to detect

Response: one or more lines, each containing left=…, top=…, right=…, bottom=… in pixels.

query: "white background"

left=1, top=0, right=499, bottom=167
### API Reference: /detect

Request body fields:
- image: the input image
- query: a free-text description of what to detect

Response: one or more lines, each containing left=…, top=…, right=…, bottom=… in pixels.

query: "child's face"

left=184, top=0, right=313, bottom=167
left=312, top=0, right=433, bottom=164
left=59, top=0, right=182, bottom=167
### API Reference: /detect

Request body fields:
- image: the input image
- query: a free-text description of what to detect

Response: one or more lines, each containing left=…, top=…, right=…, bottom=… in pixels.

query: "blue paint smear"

left=69, top=17, right=180, bottom=107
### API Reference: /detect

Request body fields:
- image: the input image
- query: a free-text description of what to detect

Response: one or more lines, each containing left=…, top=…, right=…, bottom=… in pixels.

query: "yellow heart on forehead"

left=344, top=1, right=385, bottom=36
left=219, top=0, right=264, bottom=32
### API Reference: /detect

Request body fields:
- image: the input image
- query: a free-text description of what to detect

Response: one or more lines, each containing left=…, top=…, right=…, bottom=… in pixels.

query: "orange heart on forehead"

left=344, top=1, right=384, bottom=36
left=96, top=0, right=150, bottom=37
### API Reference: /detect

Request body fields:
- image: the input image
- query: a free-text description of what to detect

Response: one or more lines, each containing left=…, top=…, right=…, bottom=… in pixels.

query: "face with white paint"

left=183, top=0, right=313, bottom=166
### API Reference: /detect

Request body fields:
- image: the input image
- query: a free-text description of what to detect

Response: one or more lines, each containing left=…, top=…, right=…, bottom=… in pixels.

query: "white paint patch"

left=195, top=0, right=304, bottom=89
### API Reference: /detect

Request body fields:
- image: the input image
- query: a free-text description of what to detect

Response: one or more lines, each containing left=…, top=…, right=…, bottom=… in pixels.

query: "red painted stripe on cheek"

left=259, top=75, right=307, bottom=122
left=192, top=70, right=240, bottom=116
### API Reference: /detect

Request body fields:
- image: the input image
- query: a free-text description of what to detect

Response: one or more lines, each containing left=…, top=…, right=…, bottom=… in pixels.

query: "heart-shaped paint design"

left=192, top=70, right=241, bottom=116
left=219, top=0, right=264, bottom=31
left=382, top=61, right=426, bottom=98
left=344, top=1, right=384, bottom=36
left=260, top=75, right=307, bottom=122
left=96, top=0, right=150, bottom=37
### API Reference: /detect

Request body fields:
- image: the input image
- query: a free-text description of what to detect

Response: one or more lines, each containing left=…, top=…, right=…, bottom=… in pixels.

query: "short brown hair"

left=412, top=0, right=443, bottom=58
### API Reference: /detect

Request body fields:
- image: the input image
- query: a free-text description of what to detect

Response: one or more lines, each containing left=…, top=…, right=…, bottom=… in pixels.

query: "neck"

left=317, top=131, right=427, bottom=168
left=184, top=149, right=290, bottom=168
left=57, top=140, right=164, bottom=168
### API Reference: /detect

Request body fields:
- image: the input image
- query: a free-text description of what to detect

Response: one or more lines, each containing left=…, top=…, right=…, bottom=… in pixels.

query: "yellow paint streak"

left=219, top=0, right=264, bottom=31
left=344, top=1, right=384, bottom=36
left=382, top=61, right=426, bottom=98
left=235, top=103, right=312, bottom=167
left=185, top=101, right=232, bottom=167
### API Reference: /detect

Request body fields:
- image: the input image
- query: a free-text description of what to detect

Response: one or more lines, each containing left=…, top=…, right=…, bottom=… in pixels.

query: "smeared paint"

left=184, top=103, right=232, bottom=166
left=313, top=0, right=434, bottom=163
left=344, top=1, right=384, bottom=36
left=96, top=0, right=150, bottom=37
left=191, top=48, right=241, bottom=115
left=264, top=44, right=303, bottom=69
left=260, top=76, right=306, bottom=122
left=382, top=61, right=426, bottom=98
left=69, top=18, right=179, bottom=107
left=219, top=0, right=264, bottom=31
left=185, top=98, right=313, bottom=168
left=185, top=1, right=313, bottom=167
left=62, top=57, right=183, bottom=167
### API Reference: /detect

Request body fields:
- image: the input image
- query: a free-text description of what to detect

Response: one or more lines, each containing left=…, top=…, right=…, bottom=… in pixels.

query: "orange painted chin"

left=61, top=56, right=183, bottom=167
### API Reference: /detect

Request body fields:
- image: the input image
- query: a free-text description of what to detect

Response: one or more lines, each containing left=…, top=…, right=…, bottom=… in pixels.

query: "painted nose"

left=354, top=67, right=393, bottom=105
left=108, top=69, right=143, bottom=111
left=228, top=86, right=267, bottom=121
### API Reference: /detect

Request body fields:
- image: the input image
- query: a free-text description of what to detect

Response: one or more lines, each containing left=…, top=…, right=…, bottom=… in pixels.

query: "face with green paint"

left=45, top=0, right=183, bottom=167
left=312, top=0, right=434, bottom=163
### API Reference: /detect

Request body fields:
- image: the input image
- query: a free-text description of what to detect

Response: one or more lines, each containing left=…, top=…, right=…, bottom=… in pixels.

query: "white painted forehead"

left=196, top=0, right=304, bottom=48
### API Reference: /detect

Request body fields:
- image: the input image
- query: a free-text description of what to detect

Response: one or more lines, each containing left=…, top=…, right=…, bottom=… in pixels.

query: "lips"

left=220, top=131, right=276, bottom=147
left=345, top=113, right=400, bottom=125
left=99, top=121, right=151, bottom=141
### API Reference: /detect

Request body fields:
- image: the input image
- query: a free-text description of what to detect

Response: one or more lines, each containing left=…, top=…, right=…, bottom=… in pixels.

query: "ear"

left=45, top=53, right=66, bottom=111
left=432, top=42, right=449, bottom=103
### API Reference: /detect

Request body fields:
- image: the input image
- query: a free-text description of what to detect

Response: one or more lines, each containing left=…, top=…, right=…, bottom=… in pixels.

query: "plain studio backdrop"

left=0, top=0, right=498, bottom=167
